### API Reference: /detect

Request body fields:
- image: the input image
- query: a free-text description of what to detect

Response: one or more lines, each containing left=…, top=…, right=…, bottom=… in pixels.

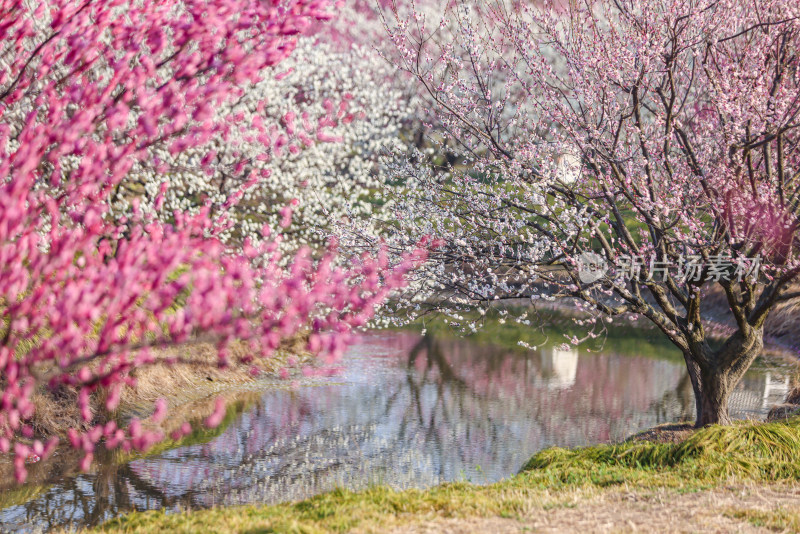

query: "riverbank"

left=85, top=416, right=800, bottom=533
left=26, top=335, right=311, bottom=440
left=480, top=280, right=800, bottom=362
left=0, top=337, right=312, bottom=498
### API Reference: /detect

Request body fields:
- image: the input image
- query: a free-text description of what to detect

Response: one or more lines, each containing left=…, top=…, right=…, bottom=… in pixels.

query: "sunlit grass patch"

left=725, top=507, right=800, bottom=531
left=88, top=483, right=591, bottom=534
left=522, top=416, right=800, bottom=483
left=0, top=484, right=49, bottom=510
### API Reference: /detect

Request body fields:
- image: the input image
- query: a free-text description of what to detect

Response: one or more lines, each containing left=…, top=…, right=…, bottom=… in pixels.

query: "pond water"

left=0, top=326, right=793, bottom=532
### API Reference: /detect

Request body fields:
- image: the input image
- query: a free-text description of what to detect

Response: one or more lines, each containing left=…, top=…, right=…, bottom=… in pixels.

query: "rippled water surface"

left=0, top=328, right=792, bottom=532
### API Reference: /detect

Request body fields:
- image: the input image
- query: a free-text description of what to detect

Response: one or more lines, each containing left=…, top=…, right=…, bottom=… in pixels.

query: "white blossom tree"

left=111, top=2, right=425, bottom=252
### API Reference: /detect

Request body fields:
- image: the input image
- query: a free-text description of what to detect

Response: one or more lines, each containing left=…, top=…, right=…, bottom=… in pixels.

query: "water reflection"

left=0, top=331, right=790, bottom=532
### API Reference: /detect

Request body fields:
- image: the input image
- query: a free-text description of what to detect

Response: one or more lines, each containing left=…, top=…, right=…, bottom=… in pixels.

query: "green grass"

left=87, top=417, right=800, bottom=533
left=409, top=306, right=789, bottom=375
left=726, top=507, right=800, bottom=531
left=0, top=484, right=50, bottom=509
left=523, top=415, right=800, bottom=482
left=110, top=397, right=254, bottom=464
left=413, top=306, right=683, bottom=362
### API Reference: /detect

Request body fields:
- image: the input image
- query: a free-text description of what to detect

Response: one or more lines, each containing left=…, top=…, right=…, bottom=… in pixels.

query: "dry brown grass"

left=26, top=334, right=311, bottom=440
left=384, top=484, right=800, bottom=534
left=763, top=298, right=800, bottom=347
left=1, top=335, right=311, bottom=491
left=29, top=384, right=93, bottom=437
left=627, top=422, right=696, bottom=444
left=0, top=385, right=266, bottom=493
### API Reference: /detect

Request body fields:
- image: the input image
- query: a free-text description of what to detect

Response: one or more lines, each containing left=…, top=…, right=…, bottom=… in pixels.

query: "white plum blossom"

left=112, top=7, right=424, bottom=253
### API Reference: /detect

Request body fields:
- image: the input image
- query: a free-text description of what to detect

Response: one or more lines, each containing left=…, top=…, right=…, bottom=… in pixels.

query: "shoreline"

left=7, top=313, right=799, bottom=531
left=501, top=294, right=800, bottom=364
left=81, top=415, right=800, bottom=533
left=0, top=337, right=313, bottom=496
left=25, top=335, right=312, bottom=441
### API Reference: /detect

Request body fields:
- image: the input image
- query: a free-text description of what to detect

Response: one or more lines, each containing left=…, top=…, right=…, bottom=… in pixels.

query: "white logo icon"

left=577, top=252, right=607, bottom=284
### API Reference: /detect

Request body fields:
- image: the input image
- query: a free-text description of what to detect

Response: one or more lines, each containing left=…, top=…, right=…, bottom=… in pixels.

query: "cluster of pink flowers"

left=0, top=0, right=426, bottom=482
left=367, top=0, right=800, bottom=425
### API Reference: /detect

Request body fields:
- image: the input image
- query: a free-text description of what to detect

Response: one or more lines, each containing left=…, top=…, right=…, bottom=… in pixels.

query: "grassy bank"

left=27, top=335, right=310, bottom=439
left=0, top=337, right=311, bottom=502
left=412, top=305, right=683, bottom=362
left=0, top=386, right=266, bottom=507
left=86, top=416, right=800, bottom=533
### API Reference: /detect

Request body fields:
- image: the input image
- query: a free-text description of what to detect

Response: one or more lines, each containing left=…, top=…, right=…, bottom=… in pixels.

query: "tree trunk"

left=684, top=328, right=763, bottom=428
left=681, top=352, right=705, bottom=424
left=695, top=368, right=733, bottom=426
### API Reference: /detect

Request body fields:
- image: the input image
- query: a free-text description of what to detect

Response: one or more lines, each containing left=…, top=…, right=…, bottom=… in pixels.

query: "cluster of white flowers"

left=112, top=6, right=424, bottom=254
left=331, top=0, right=591, bottom=332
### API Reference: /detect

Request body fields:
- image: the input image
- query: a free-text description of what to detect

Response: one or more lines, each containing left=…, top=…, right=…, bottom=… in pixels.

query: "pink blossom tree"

left=0, top=0, right=426, bottom=483
left=376, top=0, right=800, bottom=426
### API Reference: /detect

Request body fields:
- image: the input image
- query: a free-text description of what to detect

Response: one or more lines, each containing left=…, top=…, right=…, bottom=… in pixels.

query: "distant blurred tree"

left=112, top=0, right=426, bottom=252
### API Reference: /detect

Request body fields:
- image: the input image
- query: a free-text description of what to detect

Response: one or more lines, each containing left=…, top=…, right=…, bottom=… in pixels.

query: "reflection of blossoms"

left=3, top=332, right=789, bottom=532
